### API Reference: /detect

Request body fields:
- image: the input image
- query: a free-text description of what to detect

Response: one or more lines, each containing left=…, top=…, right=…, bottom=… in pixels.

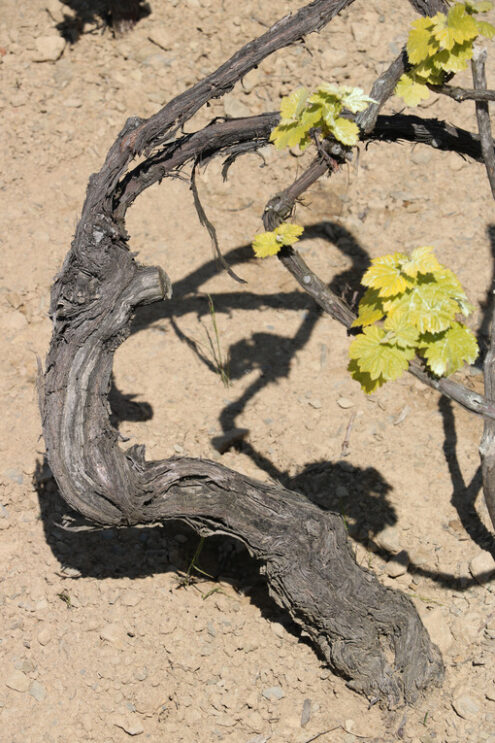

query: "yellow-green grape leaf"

left=383, top=310, right=420, bottom=348
left=422, top=322, right=479, bottom=376
left=349, top=325, right=415, bottom=381
left=329, top=117, right=360, bottom=146
left=313, top=83, right=343, bottom=104
left=407, top=17, right=438, bottom=63
left=447, top=3, right=480, bottom=42
left=275, top=223, right=304, bottom=246
left=252, top=231, right=282, bottom=258
left=348, top=358, right=385, bottom=393
left=300, top=105, right=323, bottom=130
left=416, top=57, right=445, bottom=84
left=430, top=267, right=472, bottom=314
left=405, top=283, right=460, bottom=333
left=395, top=73, right=431, bottom=105
left=361, top=252, right=410, bottom=297
left=270, top=122, right=310, bottom=150
left=400, top=246, right=442, bottom=277
left=437, top=40, right=474, bottom=72
left=432, top=13, right=458, bottom=49
left=476, top=19, right=495, bottom=37
left=352, top=288, right=384, bottom=327
left=465, top=1, right=493, bottom=12
left=279, top=87, right=309, bottom=123
left=252, top=223, right=303, bottom=258
left=338, top=86, right=377, bottom=113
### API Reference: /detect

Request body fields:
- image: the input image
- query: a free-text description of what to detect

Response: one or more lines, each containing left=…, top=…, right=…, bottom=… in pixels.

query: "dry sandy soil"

left=2, top=1, right=495, bottom=741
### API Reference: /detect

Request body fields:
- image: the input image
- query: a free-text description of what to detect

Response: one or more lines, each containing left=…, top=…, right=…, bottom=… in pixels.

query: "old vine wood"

left=41, top=0, right=491, bottom=707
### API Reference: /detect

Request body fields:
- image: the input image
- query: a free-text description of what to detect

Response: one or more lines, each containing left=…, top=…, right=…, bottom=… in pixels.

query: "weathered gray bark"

left=40, top=0, right=478, bottom=707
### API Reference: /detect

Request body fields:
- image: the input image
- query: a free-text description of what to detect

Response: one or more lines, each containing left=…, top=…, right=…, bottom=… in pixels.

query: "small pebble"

left=6, top=670, right=29, bottom=693
left=337, top=397, right=354, bottom=409
left=29, top=681, right=46, bottom=702
left=262, top=686, right=284, bottom=701
left=469, top=551, right=495, bottom=581
left=301, top=698, right=311, bottom=727
left=386, top=550, right=409, bottom=578
left=32, top=36, right=65, bottom=62
left=374, top=526, right=401, bottom=554
left=452, top=690, right=480, bottom=719
left=113, top=716, right=144, bottom=736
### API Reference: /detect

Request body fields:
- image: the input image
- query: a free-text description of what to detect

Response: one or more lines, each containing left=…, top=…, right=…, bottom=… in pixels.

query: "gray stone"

left=33, top=36, right=65, bottom=63
left=262, top=686, right=284, bottom=701
left=301, top=698, right=311, bottom=727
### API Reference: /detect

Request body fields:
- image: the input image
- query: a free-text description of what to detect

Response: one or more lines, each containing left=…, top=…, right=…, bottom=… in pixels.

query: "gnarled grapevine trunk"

left=40, top=0, right=458, bottom=707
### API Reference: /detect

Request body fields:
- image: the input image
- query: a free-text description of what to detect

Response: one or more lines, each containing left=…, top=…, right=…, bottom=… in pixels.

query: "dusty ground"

left=2, top=0, right=495, bottom=741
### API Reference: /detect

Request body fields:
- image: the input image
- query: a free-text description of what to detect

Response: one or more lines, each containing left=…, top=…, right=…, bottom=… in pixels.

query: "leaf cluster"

left=395, top=1, right=495, bottom=105
left=349, top=247, right=479, bottom=392
left=270, top=84, right=375, bottom=151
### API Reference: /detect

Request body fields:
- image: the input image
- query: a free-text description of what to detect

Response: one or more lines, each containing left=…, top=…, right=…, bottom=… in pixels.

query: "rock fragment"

left=6, top=670, right=29, bottom=692
left=29, top=681, right=46, bottom=701
left=261, top=686, right=284, bottom=701
left=32, top=36, right=65, bottom=63
left=452, top=689, right=480, bottom=719
left=386, top=549, right=409, bottom=577
left=469, top=551, right=495, bottom=582
left=113, top=716, right=144, bottom=736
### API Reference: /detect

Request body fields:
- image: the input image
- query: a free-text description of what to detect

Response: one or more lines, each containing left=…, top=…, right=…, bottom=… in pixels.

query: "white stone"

left=37, top=626, right=52, bottom=646
left=469, top=551, right=495, bottom=581
left=113, top=716, right=144, bottom=736
left=421, top=607, right=453, bottom=655
left=6, top=670, right=29, bottom=692
left=29, top=681, right=46, bottom=701
left=33, top=36, right=65, bottom=63
left=452, top=690, right=479, bottom=719
left=374, top=525, right=401, bottom=554
left=337, top=397, right=354, bottom=409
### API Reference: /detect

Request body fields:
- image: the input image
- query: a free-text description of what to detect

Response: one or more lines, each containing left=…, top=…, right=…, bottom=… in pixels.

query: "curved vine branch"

left=41, top=0, right=465, bottom=708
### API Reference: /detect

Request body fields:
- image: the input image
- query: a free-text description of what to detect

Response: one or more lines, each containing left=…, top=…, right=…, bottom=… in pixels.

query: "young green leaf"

left=348, top=358, right=385, bottom=393
left=422, top=322, right=479, bottom=376
left=361, top=252, right=410, bottom=297
left=395, top=73, right=431, bottom=106
left=352, top=288, right=384, bottom=327
left=279, top=87, right=309, bottom=123
left=349, top=325, right=415, bottom=381
left=400, top=246, right=442, bottom=278
left=329, top=117, right=360, bottom=146
left=252, top=223, right=303, bottom=258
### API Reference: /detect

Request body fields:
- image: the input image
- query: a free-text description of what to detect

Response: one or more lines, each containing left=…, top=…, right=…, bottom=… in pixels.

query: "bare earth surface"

left=2, top=1, right=495, bottom=741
